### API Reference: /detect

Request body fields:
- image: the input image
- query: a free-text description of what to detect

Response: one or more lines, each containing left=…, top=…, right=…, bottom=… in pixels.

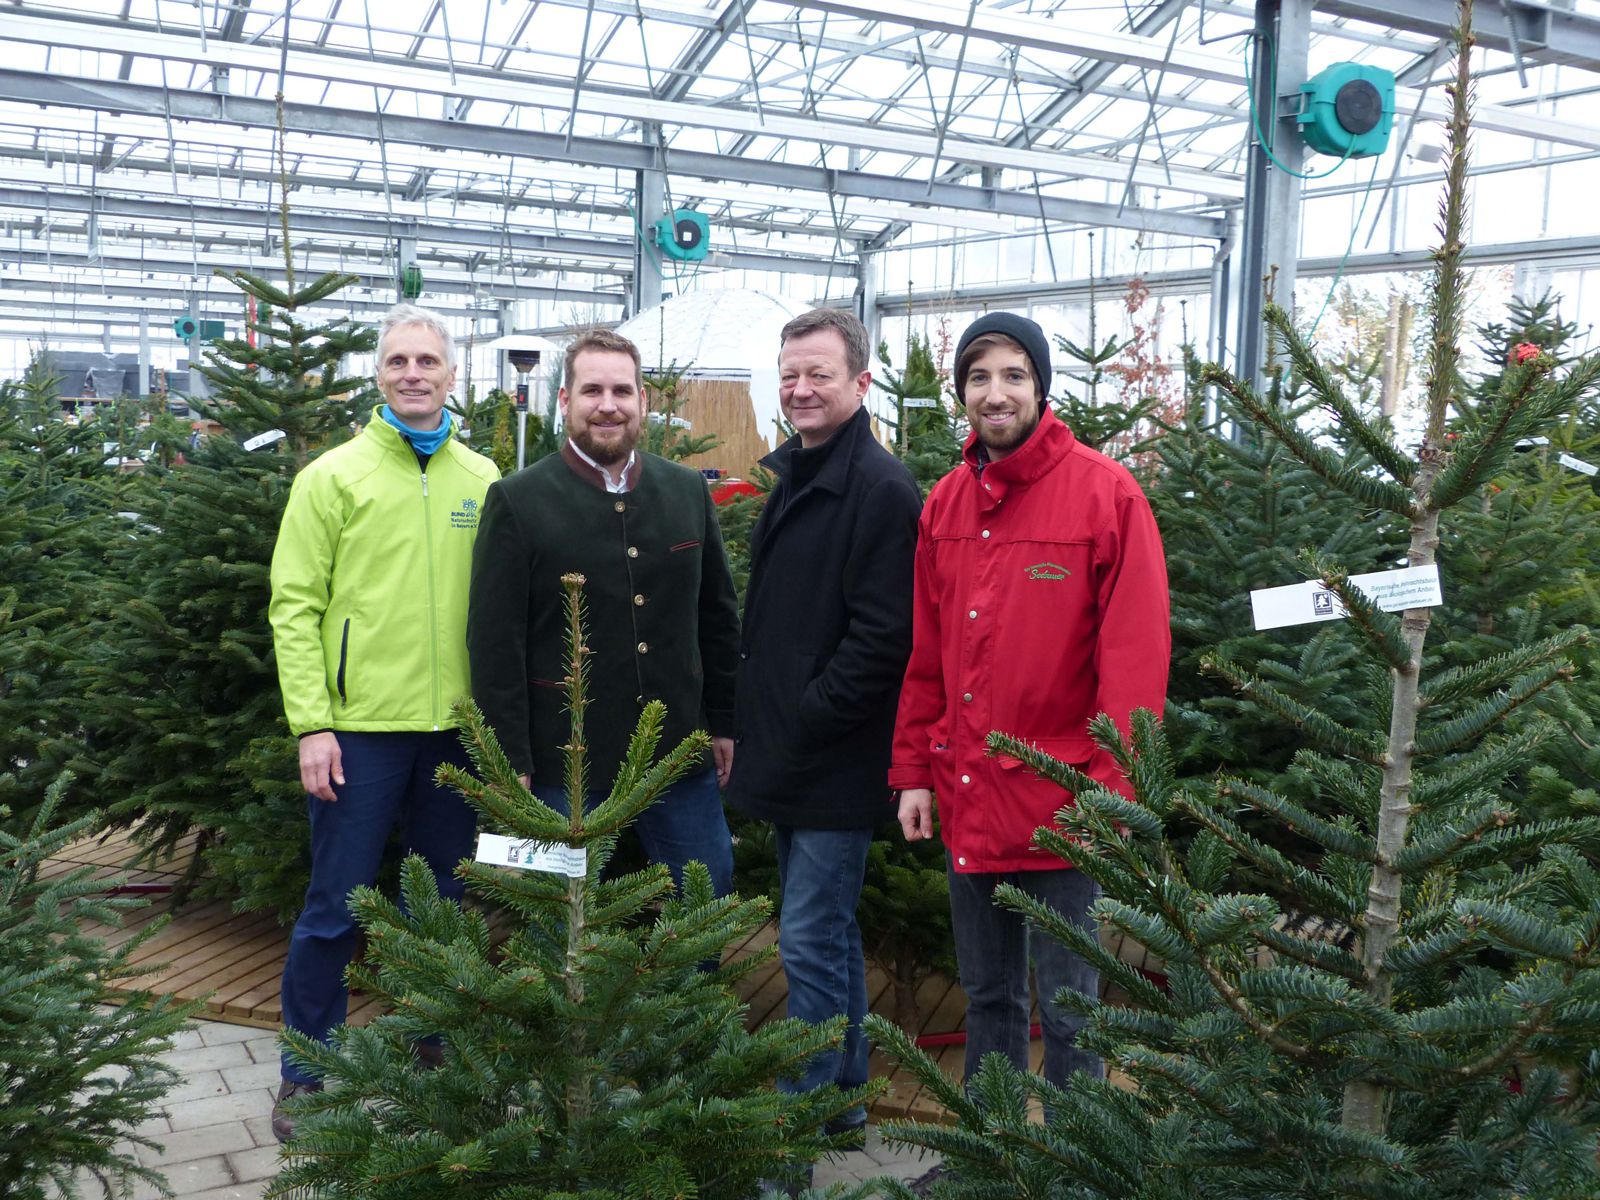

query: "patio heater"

left=489, top=334, right=561, bottom=471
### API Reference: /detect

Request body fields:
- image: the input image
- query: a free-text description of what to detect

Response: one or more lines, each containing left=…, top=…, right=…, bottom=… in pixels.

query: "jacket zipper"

left=421, top=468, right=441, bottom=730
left=336, top=618, right=350, bottom=703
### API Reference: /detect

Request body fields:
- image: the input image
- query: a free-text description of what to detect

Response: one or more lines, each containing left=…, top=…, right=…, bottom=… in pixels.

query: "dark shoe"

left=271, top=1078, right=323, bottom=1144
left=824, top=1114, right=868, bottom=1150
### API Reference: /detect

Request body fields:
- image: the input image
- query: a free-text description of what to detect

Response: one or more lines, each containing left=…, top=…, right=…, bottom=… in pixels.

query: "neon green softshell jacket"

left=269, top=409, right=501, bottom=736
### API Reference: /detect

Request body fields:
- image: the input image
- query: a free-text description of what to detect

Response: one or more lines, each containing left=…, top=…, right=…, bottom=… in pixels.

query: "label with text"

left=1251, top=563, right=1443, bottom=631
left=243, top=429, right=287, bottom=452
left=474, top=832, right=587, bottom=877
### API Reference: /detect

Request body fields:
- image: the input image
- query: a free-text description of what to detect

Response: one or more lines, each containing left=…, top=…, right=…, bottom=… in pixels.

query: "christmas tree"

left=643, top=361, right=722, bottom=462
left=271, top=574, right=874, bottom=1199
left=75, top=269, right=376, bottom=915
left=870, top=10, right=1600, bottom=1196
left=1147, top=362, right=1407, bottom=781
left=0, top=777, right=200, bottom=1199
left=875, top=333, right=962, bottom=494
left=0, top=357, right=126, bottom=828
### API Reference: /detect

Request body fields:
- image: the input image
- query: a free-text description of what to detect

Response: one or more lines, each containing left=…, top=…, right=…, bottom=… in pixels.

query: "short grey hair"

left=378, top=304, right=456, bottom=371
left=779, top=308, right=870, bottom=376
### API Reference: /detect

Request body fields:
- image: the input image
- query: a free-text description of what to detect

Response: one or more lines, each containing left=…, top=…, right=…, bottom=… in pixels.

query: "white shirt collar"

left=567, top=439, right=637, bottom=493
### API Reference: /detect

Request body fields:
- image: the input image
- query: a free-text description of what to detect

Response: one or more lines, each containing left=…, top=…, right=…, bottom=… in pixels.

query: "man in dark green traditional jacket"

left=467, top=328, right=740, bottom=894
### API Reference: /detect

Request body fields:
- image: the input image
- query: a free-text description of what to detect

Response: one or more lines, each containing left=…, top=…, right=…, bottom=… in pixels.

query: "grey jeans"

left=947, top=858, right=1103, bottom=1090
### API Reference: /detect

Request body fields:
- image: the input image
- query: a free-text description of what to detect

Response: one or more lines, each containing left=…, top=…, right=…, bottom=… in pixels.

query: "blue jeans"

left=947, top=861, right=1102, bottom=1090
left=774, top=825, right=872, bottom=1112
left=280, top=730, right=478, bottom=1083
left=532, top=766, right=733, bottom=898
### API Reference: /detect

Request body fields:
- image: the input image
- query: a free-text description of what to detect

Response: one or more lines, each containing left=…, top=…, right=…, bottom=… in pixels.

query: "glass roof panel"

left=1, top=0, right=1597, bottom=355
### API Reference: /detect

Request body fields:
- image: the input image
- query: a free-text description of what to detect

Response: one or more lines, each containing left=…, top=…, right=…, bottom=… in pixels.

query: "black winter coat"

left=726, top=406, right=921, bottom=828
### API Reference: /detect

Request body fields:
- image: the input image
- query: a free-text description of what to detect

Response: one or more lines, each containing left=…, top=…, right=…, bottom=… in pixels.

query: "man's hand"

left=712, top=737, right=735, bottom=788
left=299, top=732, right=344, bottom=803
left=898, top=788, right=934, bottom=841
left=519, top=773, right=531, bottom=790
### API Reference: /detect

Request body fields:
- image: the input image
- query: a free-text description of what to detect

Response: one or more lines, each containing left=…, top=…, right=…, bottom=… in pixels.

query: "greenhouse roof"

left=2, top=0, right=1599, bottom=348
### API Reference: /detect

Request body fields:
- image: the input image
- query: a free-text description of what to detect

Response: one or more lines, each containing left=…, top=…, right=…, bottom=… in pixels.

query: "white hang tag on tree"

left=1558, top=452, right=1598, bottom=477
left=475, top=832, right=587, bottom=877
left=1251, top=563, right=1443, bottom=632
left=243, top=429, right=287, bottom=452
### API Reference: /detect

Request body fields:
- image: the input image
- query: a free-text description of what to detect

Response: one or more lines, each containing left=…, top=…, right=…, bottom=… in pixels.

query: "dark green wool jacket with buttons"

left=467, top=443, right=739, bottom=790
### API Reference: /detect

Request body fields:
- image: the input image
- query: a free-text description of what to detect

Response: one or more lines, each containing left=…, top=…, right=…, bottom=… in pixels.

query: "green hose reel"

left=1298, top=63, right=1395, bottom=158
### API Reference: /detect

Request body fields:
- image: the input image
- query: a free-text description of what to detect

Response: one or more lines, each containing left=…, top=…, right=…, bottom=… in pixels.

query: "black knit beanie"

left=953, top=312, right=1052, bottom=404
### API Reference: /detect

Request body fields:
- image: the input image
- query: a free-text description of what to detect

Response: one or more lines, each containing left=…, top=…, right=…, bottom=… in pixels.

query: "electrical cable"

left=1306, top=151, right=1385, bottom=338
left=1243, top=32, right=1357, bottom=180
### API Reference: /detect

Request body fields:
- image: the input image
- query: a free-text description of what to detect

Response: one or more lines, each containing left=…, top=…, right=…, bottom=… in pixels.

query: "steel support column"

left=633, top=148, right=666, bottom=318
left=1235, top=0, right=1311, bottom=392
left=856, top=248, right=880, bottom=358
left=138, top=313, right=151, bottom=397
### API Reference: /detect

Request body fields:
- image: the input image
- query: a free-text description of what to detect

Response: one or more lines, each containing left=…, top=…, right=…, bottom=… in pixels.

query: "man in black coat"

left=468, top=328, right=740, bottom=897
left=726, top=308, right=921, bottom=1138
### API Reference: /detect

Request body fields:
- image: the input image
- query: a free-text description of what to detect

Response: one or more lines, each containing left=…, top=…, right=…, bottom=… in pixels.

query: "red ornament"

left=1511, top=342, right=1541, bottom=364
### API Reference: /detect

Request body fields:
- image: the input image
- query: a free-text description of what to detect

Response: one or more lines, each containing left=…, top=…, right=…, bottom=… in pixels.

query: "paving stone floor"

left=122, top=1016, right=939, bottom=1198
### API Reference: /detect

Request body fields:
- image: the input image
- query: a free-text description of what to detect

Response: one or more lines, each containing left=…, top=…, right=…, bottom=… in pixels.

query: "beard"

left=572, top=423, right=639, bottom=468
left=973, top=407, right=1041, bottom=459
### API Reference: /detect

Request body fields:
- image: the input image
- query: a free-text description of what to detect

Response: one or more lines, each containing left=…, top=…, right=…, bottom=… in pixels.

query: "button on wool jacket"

left=467, top=445, right=739, bottom=791
left=726, top=406, right=922, bottom=830
left=889, top=407, right=1170, bottom=873
left=269, top=409, right=500, bottom=736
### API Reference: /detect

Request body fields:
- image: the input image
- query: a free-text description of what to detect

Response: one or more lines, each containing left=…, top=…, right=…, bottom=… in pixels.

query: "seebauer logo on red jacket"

left=1024, top=561, right=1071, bottom=581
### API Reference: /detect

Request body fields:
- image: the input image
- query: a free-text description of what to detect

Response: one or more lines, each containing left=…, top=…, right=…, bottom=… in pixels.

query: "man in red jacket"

left=891, top=312, right=1170, bottom=1089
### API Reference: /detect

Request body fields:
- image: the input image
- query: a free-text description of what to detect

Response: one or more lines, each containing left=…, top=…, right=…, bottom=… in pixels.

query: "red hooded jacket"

left=888, top=407, right=1170, bottom=872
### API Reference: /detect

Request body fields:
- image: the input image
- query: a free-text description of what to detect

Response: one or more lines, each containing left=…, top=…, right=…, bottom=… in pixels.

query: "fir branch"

left=1203, top=654, right=1387, bottom=764
left=1224, top=777, right=1377, bottom=862
left=1407, top=728, right=1549, bottom=811
left=1255, top=924, right=1366, bottom=982
left=1287, top=752, right=1381, bottom=827
left=1428, top=355, right=1600, bottom=511
left=1191, top=892, right=1281, bottom=949
left=1196, top=363, right=1418, bottom=517
left=996, top=884, right=1178, bottom=1015
left=1392, top=801, right=1509, bottom=875
left=1382, top=921, right=1477, bottom=974
left=1411, top=662, right=1572, bottom=758
left=1419, top=631, right=1587, bottom=709
left=1455, top=898, right=1580, bottom=962
left=211, top=269, right=293, bottom=310
left=1179, top=789, right=1363, bottom=923
left=1268, top=304, right=1419, bottom=486
left=985, top=730, right=1100, bottom=799
left=1447, top=816, right=1600, bottom=871
left=1297, top=549, right=1413, bottom=673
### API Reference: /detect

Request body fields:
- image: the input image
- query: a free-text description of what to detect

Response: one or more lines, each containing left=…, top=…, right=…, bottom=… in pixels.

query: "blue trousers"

left=947, top=861, right=1102, bottom=1090
left=531, top=765, right=733, bottom=898
left=279, top=730, right=477, bottom=1083
left=774, top=825, right=873, bottom=1115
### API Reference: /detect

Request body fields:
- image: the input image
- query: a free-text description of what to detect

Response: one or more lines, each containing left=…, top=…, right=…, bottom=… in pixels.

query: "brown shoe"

left=271, top=1078, right=323, bottom=1144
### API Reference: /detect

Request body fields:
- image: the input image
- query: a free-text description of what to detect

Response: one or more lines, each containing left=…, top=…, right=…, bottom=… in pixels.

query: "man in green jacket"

left=267, top=304, right=500, bottom=1142
left=468, top=328, right=739, bottom=897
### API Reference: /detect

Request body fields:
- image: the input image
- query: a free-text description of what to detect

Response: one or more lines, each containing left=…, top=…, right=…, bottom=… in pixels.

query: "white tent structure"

left=615, top=288, right=809, bottom=445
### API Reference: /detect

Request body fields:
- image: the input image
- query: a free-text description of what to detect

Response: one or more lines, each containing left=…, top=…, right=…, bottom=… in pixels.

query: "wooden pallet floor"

left=54, top=826, right=1159, bottom=1125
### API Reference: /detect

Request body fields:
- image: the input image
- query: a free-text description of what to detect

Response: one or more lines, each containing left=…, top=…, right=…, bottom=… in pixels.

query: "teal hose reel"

left=1299, top=63, right=1395, bottom=158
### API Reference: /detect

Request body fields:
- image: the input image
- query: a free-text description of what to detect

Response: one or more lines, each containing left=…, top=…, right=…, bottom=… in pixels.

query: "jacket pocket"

left=993, top=734, right=1098, bottom=859
left=995, top=734, right=1096, bottom=773
left=336, top=619, right=351, bottom=704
